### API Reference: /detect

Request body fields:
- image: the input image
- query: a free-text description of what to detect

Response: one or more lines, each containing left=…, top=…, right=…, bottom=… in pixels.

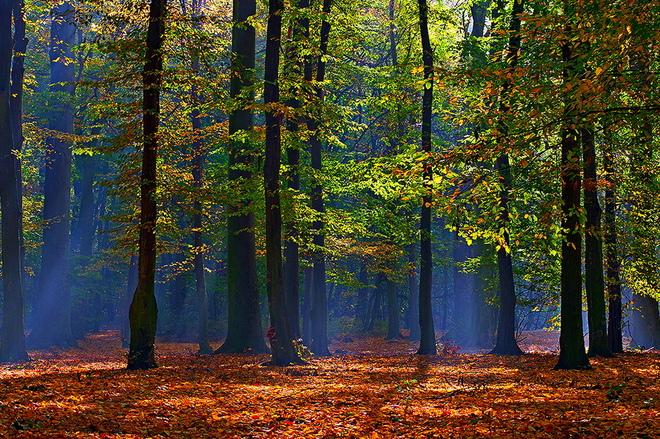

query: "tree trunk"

left=582, top=126, right=610, bottom=357
left=28, top=1, right=77, bottom=349
left=555, top=22, right=589, bottom=370
left=190, top=2, right=211, bottom=354
left=10, top=0, right=27, bottom=288
left=416, top=0, right=436, bottom=355
left=489, top=0, right=524, bottom=356
left=127, top=0, right=166, bottom=370
left=308, top=0, right=332, bottom=357
left=0, top=0, right=28, bottom=363
left=282, top=0, right=311, bottom=340
left=385, top=276, right=402, bottom=339
left=603, top=139, right=622, bottom=353
left=215, top=0, right=267, bottom=354
left=407, top=243, right=420, bottom=341
left=263, top=0, right=303, bottom=366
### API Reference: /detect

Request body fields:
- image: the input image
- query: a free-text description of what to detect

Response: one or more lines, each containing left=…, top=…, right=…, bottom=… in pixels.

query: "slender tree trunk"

left=302, top=265, right=313, bottom=344
left=190, top=2, right=211, bottom=355
left=74, top=122, right=100, bottom=259
left=385, top=275, right=402, bottom=339
left=216, top=0, right=267, bottom=354
left=489, top=0, right=524, bottom=356
left=28, top=1, right=77, bottom=349
left=11, top=0, right=26, bottom=286
left=603, top=138, right=622, bottom=353
left=408, top=243, right=420, bottom=340
left=121, top=254, right=138, bottom=348
left=308, top=0, right=332, bottom=357
left=263, top=0, right=303, bottom=366
left=555, top=21, right=589, bottom=369
left=416, top=0, right=436, bottom=355
left=282, top=0, right=310, bottom=340
left=192, top=102, right=211, bottom=354
left=127, top=0, right=166, bottom=370
left=0, top=0, right=28, bottom=363
left=582, top=126, right=610, bottom=357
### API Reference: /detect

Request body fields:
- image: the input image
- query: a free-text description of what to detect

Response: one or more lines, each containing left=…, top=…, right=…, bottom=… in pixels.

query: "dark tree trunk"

left=407, top=243, right=420, bottom=341
left=582, top=126, right=610, bottom=357
left=215, top=0, right=267, bottom=354
left=308, top=0, right=332, bottom=357
left=385, top=276, right=402, bottom=339
left=281, top=0, right=310, bottom=341
left=555, top=24, right=589, bottom=370
left=470, top=0, right=488, bottom=38
left=302, top=265, right=313, bottom=344
left=75, top=154, right=97, bottom=258
left=127, top=0, right=166, bottom=370
left=10, top=0, right=26, bottom=286
left=192, top=98, right=211, bottom=354
left=0, top=0, right=28, bottom=363
left=263, top=0, right=303, bottom=366
left=603, top=140, right=622, bottom=353
left=416, top=0, right=436, bottom=355
left=121, top=254, right=138, bottom=348
left=28, top=1, right=77, bottom=349
left=489, top=0, right=524, bottom=356
left=491, top=155, right=522, bottom=355
left=190, top=2, right=211, bottom=354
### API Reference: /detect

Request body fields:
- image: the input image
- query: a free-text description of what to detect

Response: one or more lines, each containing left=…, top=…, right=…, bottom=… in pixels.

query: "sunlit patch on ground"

left=0, top=330, right=658, bottom=437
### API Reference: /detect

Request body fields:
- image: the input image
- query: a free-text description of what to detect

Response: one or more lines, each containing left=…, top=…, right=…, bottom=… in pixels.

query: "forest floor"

left=1, top=330, right=659, bottom=438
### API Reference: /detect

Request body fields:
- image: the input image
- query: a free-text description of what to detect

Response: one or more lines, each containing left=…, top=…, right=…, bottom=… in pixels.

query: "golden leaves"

left=1, top=331, right=659, bottom=438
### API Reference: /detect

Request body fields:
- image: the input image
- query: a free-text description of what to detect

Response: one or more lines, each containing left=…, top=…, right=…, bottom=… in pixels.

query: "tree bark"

left=127, top=0, right=166, bottom=370
left=555, top=22, right=589, bottom=369
left=582, top=126, right=610, bottom=357
left=263, top=0, right=304, bottom=366
left=308, top=0, right=332, bottom=357
left=603, top=138, right=622, bottom=353
left=489, top=0, right=524, bottom=356
left=190, top=2, right=211, bottom=355
left=0, top=0, right=28, bottom=363
left=28, top=1, right=77, bottom=349
left=282, top=0, right=311, bottom=340
left=416, top=0, right=436, bottom=355
left=407, top=244, right=420, bottom=340
left=215, top=0, right=267, bottom=354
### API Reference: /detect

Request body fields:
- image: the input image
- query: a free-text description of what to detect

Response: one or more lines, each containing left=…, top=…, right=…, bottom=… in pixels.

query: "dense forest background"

left=0, top=0, right=659, bottom=369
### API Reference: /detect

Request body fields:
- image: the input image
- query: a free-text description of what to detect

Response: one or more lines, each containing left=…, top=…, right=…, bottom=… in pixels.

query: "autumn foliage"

left=1, top=331, right=659, bottom=438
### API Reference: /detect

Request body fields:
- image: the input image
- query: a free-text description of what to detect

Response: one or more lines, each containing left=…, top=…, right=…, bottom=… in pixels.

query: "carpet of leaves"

left=1, top=330, right=659, bottom=438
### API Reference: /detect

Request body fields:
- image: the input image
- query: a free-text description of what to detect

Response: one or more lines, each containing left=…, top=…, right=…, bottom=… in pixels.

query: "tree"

left=0, top=0, right=28, bottom=363
left=188, top=0, right=212, bottom=355
left=490, top=0, right=524, bottom=356
left=215, top=0, right=268, bottom=354
left=128, top=0, right=166, bottom=370
left=308, top=0, right=332, bottom=357
left=263, top=0, right=304, bottom=366
left=582, top=125, right=610, bottom=357
left=282, top=0, right=312, bottom=340
left=416, top=0, right=435, bottom=355
left=28, top=0, right=77, bottom=349
left=555, top=13, right=589, bottom=370
left=603, top=135, right=622, bottom=353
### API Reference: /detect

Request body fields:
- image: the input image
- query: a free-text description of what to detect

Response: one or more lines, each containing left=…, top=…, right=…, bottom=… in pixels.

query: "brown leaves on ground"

left=1, top=331, right=659, bottom=438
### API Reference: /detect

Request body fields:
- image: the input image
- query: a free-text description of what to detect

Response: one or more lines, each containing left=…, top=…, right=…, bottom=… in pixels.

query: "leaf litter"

left=0, top=330, right=658, bottom=438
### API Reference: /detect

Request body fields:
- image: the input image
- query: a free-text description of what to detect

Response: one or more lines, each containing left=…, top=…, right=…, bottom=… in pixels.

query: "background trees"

left=0, top=0, right=658, bottom=371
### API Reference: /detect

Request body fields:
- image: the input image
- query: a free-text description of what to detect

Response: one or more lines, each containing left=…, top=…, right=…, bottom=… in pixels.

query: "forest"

left=0, top=0, right=659, bottom=436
